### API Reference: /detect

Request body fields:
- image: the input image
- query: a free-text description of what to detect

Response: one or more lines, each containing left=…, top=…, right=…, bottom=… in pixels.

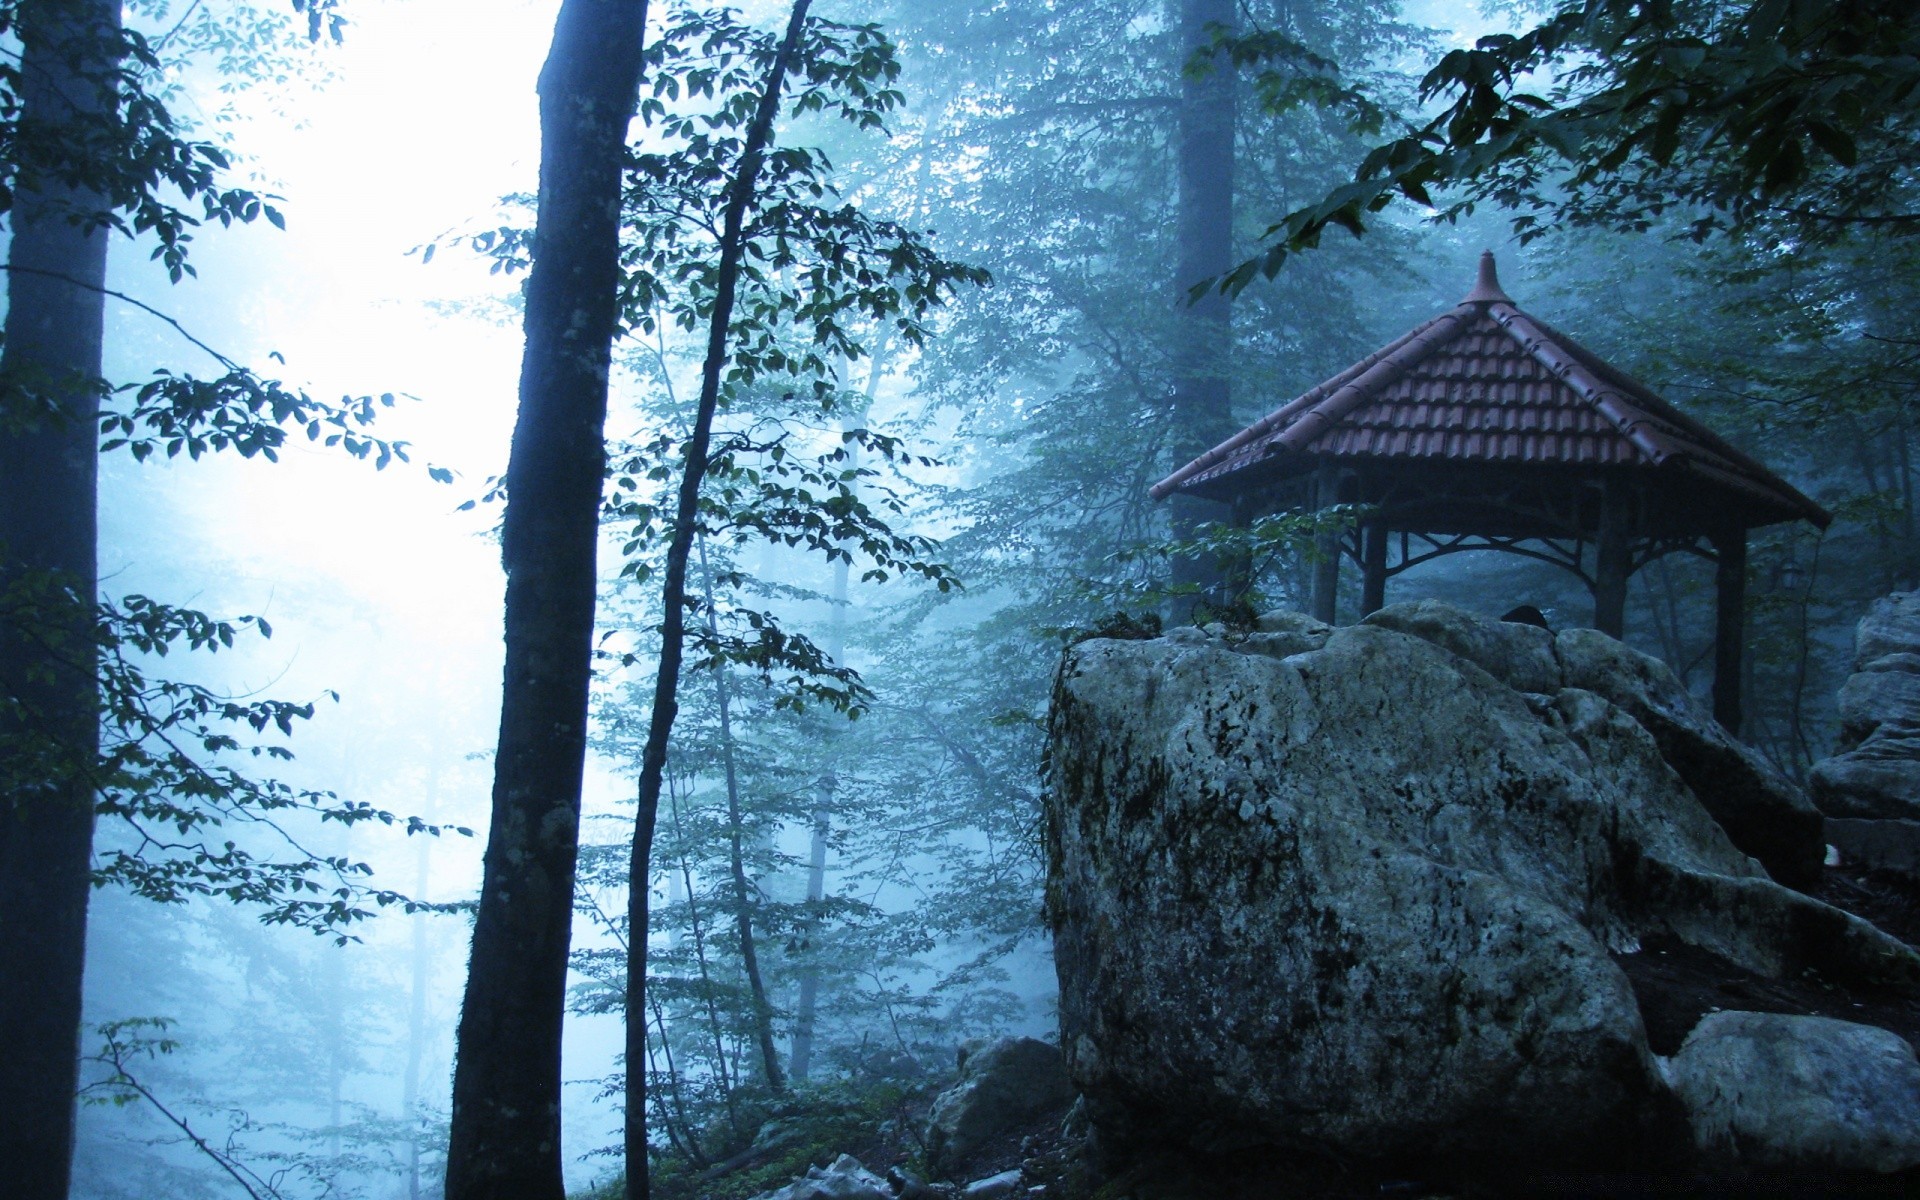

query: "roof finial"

left=1464, top=249, right=1513, bottom=305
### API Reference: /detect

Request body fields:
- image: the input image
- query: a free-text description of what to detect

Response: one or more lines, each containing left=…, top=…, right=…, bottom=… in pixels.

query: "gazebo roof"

left=1150, top=252, right=1830, bottom=530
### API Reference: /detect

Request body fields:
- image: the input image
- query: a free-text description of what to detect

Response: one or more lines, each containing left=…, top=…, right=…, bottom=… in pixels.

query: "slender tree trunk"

left=667, top=774, right=741, bottom=1137
left=0, top=4, right=119, bottom=1196
left=698, top=538, right=784, bottom=1091
left=445, top=5, right=646, bottom=1198
left=1166, top=0, right=1236, bottom=617
left=402, top=766, right=434, bottom=1200
left=624, top=6, right=810, bottom=1193
left=789, top=359, right=872, bottom=1082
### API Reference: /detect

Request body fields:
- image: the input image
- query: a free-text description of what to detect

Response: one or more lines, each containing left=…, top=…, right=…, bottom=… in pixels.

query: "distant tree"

left=598, top=2, right=976, bottom=1188
left=1167, top=0, right=1238, bottom=612
left=442, top=2, right=648, bottom=1198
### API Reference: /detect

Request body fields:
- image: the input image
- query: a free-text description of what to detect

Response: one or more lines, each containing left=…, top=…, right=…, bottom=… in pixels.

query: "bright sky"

left=92, top=1, right=644, bottom=1181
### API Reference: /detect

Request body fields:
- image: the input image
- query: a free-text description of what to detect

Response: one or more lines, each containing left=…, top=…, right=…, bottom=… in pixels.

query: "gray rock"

left=1363, top=601, right=1823, bottom=888
left=962, top=1168, right=1024, bottom=1199
left=1046, top=612, right=1920, bottom=1167
left=926, top=1037, right=1074, bottom=1175
left=1554, top=627, right=1824, bottom=888
left=1812, top=724, right=1920, bottom=820
left=1855, top=592, right=1920, bottom=670
left=1808, top=593, right=1920, bottom=846
left=1839, top=666, right=1920, bottom=746
left=1364, top=598, right=1561, bottom=694
left=1826, top=818, right=1920, bottom=876
left=1249, top=609, right=1334, bottom=657
left=750, top=1154, right=892, bottom=1200
left=1665, top=1011, right=1920, bottom=1173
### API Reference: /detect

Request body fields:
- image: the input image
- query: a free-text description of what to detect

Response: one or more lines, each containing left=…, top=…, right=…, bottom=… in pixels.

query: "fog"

left=23, top=0, right=1904, bottom=1196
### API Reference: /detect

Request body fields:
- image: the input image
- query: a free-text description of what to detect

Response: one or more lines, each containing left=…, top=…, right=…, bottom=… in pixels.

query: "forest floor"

left=667, top=865, right=1920, bottom=1200
left=962, top=863, right=1920, bottom=1200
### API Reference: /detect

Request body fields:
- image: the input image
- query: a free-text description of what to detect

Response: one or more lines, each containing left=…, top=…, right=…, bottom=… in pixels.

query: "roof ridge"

left=1148, top=306, right=1467, bottom=499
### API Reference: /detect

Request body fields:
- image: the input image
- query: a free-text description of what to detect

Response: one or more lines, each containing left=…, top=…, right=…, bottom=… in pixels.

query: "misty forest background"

left=11, top=0, right=1917, bottom=1196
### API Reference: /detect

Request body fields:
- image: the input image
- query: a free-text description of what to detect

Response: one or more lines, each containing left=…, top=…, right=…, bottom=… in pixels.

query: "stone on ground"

left=925, top=1036, right=1074, bottom=1176
left=1664, top=1011, right=1920, bottom=1173
left=749, top=1154, right=893, bottom=1200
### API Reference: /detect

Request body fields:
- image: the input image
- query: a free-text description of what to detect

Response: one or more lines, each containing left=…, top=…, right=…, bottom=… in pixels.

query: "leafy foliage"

left=1233, top=0, right=1920, bottom=289
left=0, top=573, right=466, bottom=938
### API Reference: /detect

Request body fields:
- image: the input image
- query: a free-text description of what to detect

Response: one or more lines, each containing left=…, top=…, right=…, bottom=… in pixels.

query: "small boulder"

left=1811, top=725, right=1920, bottom=820
left=1665, top=1011, right=1920, bottom=1173
left=1856, top=593, right=1920, bottom=674
left=749, top=1154, right=893, bottom=1200
left=962, top=1168, right=1024, bottom=1199
left=926, top=1037, right=1074, bottom=1175
left=1806, top=593, right=1920, bottom=870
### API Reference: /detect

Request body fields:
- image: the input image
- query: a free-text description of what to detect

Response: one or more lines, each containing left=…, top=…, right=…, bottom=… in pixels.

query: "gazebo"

left=1151, top=252, right=1830, bottom=735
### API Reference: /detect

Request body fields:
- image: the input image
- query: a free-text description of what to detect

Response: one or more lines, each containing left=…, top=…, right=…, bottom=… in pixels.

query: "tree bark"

left=624, top=5, right=810, bottom=1193
left=445, top=4, right=647, bottom=1198
left=0, top=4, right=119, bottom=1196
left=1166, top=0, right=1237, bottom=617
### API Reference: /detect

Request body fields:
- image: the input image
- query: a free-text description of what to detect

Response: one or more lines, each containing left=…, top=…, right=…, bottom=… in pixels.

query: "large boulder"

left=1664, top=1011, right=1920, bottom=1173
left=1812, top=592, right=1920, bottom=822
left=1045, top=603, right=1920, bottom=1170
left=1366, top=601, right=1823, bottom=887
left=925, top=1036, right=1074, bottom=1175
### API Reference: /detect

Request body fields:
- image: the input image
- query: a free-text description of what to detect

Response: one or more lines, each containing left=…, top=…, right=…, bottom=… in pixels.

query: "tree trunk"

left=698, top=539, right=785, bottom=1092
left=624, top=6, right=811, bottom=1194
left=445, top=4, right=647, bottom=1198
left=789, top=371, right=868, bottom=1082
left=402, top=768, right=434, bottom=1200
left=1166, top=0, right=1236, bottom=618
left=0, top=4, right=119, bottom=1196
left=667, top=773, right=742, bottom=1138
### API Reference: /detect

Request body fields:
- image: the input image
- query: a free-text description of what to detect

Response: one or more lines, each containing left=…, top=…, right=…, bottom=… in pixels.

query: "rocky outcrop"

left=1812, top=593, right=1920, bottom=825
left=925, top=1037, right=1074, bottom=1175
left=1045, top=602, right=1920, bottom=1171
left=748, top=1154, right=892, bottom=1200
left=1665, top=1011, right=1920, bottom=1172
left=1368, top=601, right=1824, bottom=887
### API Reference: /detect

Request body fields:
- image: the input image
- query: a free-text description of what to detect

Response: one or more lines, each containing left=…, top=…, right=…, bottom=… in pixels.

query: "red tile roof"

left=1151, top=253, right=1829, bottom=528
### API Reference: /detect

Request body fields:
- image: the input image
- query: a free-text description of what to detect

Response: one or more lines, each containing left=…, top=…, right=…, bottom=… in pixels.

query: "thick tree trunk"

left=0, top=4, right=119, bottom=1197
left=1166, top=0, right=1237, bottom=617
left=624, top=5, right=811, bottom=1194
left=445, top=4, right=646, bottom=1198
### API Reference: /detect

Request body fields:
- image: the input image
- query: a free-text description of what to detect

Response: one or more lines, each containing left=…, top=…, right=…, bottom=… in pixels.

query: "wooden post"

left=1360, top=518, right=1388, bottom=617
left=1712, top=527, right=1747, bottom=736
left=1592, top=482, right=1630, bottom=638
left=1310, top=468, right=1339, bottom=624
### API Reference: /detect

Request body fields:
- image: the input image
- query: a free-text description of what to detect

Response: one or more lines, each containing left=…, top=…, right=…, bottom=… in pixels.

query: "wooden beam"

left=1712, top=528, right=1747, bottom=736
left=1360, top=518, right=1388, bottom=616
